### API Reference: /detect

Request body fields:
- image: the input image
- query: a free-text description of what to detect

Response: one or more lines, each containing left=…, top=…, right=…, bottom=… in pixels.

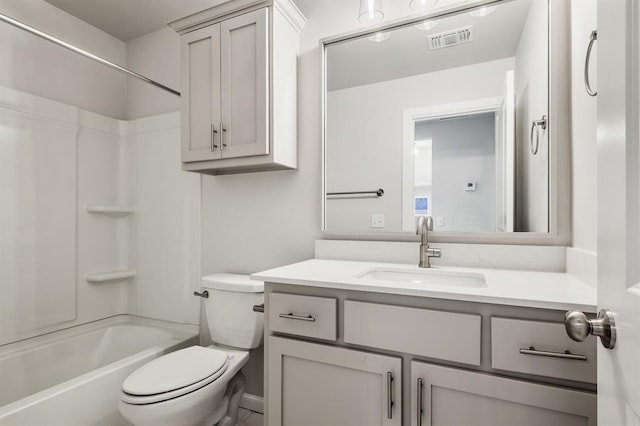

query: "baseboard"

left=240, top=393, right=264, bottom=414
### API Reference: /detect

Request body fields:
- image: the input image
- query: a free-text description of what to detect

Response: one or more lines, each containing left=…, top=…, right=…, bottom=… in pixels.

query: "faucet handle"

left=427, top=248, right=441, bottom=258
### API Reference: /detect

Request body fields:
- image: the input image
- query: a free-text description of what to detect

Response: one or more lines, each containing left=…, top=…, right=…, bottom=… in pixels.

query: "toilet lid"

left=122, top=346, right=229, bottom=396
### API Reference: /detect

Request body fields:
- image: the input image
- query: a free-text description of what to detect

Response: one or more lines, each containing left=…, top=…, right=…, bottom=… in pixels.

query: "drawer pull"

left=278, top=312, right=316, bottom=322
left=387, top=372, right=394, bottom=419
left=417, top=377, right=424, bottom=425
left=519, top=346, right=587, bottom=361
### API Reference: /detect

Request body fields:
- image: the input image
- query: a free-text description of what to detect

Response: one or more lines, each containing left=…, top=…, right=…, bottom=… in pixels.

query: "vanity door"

left=267, top=336, right=401, bottom=426
left=411, top=361, right=596, bottom=426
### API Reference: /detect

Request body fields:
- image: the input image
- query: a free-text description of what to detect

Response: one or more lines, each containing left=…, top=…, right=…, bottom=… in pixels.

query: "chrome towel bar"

left=326, top=188, right=384, bottom=198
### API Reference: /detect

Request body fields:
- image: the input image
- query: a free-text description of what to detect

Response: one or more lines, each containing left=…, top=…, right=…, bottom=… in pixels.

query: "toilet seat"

left=121, top=346, right=230, bottom=405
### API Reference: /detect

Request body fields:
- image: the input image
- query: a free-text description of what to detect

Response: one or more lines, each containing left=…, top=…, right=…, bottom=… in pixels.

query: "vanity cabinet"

left=170, top=0, right=305, bottom=175
left=411, top=362, right=596, bottom=426
left=264, top=285, right=597, bottom=426
left=268, top=336, right=402, bottom=426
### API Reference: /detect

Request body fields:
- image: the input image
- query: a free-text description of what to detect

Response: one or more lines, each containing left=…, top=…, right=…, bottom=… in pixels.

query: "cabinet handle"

left=210, top=124, right=218, bottom=151
left=278, top=312, right=316, bottom=322
left=417, top=378, right=423, bottom=425
left=221, top=122, right=227, bottom=149
left=584, top=30, right=597, bottom=96
left=387, top=372, right=394, bottom=420
left=519, top=346, right=587, bottom=361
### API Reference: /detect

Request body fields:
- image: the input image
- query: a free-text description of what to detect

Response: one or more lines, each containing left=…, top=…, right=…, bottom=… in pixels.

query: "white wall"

left=133, top=112, right=201, bottom=325
left=325, top=58, right=514, bottom=232
left=125, top=27, right=180, bottom=119
left=570, top=0, right=597, bottom=253
left=513, top=0, right=549, bottom=232
left=415, top=113, right=497, bottom=233
left=0, top=0, right=127, bottom=119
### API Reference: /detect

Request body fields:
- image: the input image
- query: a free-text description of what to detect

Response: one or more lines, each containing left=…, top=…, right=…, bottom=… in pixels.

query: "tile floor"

left=239, top=408, right=264, bottom=426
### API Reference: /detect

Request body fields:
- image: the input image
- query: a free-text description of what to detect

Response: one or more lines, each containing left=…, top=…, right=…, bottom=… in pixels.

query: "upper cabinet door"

left=220, top=8, right=269, bottom=159
left=181, top=24, right=222, bottom=162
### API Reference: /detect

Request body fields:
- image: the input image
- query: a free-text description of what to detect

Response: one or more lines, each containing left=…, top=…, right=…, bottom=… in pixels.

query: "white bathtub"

left=0, top=315, right=199, bottom=426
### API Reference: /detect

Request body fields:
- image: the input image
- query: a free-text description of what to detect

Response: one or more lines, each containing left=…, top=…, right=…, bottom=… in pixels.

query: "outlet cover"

left=371, top=214, right=385, bottom=228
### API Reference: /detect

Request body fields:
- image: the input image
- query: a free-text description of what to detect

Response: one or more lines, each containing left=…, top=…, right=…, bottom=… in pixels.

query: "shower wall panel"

left=0, top=88, right=78, bottom=344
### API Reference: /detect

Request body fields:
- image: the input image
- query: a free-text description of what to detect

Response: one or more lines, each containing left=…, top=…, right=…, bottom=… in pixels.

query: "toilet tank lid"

left=201, top=273, right=264, bottom=293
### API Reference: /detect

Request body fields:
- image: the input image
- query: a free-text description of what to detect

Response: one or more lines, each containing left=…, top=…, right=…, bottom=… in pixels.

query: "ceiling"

left=327, top=0, right=534, bottom=91
left=43, top=0, right=230, bottom=41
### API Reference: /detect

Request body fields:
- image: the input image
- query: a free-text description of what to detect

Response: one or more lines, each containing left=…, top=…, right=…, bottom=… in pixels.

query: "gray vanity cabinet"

left=268, top=336, right=402, bottom=426
left=411, top=362, right=596, bottom=426
left=264, top=286, right=597, bottom=426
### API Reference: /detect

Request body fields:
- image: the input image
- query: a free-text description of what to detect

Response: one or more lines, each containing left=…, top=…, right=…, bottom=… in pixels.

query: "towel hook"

left=530, top=115, right=547, bottom=156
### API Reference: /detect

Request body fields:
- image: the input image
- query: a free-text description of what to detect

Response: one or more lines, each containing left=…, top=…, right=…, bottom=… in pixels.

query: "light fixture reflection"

left=468, top=5, right=496, bottom=17
left=368, top=31, right=391, bottom=42
left=409, top=0, right=439, bottom=12
left=414, top=19, right=440, bottom=30
left=359, top=0, right=384, bottom=24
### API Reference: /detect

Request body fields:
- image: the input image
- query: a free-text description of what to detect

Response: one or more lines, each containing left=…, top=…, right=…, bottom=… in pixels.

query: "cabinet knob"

left=565, top=309, right=616, bottom=349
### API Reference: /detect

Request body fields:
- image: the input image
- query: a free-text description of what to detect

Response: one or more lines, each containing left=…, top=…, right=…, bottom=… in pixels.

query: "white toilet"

left=119, top=273, right=264, bottom=426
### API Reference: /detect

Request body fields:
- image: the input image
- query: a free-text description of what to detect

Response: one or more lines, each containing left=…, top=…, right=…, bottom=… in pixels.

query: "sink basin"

left=356, top=268, right=487, bottom=288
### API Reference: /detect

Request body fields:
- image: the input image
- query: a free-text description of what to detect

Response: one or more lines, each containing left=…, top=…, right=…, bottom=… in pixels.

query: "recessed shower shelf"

left=86, top=205, right=136, bottom=215
left=85, top=269, right=136, bottom=283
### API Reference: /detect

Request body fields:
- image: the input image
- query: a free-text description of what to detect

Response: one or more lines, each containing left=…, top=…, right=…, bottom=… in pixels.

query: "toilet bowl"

left=119, top=274, right=264, bottom=426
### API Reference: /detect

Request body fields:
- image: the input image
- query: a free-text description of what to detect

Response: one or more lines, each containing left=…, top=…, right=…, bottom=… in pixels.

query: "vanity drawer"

left=344, top=300, right=481, bottom=365
left=491, top=317, right=597, bottom=383
left=268, top=293, right=337, bottom=341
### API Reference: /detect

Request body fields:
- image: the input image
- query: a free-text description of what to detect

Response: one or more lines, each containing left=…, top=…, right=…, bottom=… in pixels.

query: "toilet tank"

left=201, top=273, right=264, bottom=349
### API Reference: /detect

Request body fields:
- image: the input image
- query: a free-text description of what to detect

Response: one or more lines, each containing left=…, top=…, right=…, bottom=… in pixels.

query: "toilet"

left=118, top=273, right=264, bottom=426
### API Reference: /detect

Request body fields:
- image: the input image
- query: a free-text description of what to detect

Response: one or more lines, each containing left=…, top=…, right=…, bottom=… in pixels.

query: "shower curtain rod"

left=0, top=12, right=181, bottom=97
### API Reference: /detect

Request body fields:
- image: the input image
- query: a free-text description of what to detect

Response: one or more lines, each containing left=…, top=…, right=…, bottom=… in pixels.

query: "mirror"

left=324, top=0, right=550, bottom=235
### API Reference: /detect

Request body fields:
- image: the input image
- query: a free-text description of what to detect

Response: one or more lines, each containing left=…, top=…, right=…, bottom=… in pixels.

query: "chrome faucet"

left=416, top=216, right=441, bottom=268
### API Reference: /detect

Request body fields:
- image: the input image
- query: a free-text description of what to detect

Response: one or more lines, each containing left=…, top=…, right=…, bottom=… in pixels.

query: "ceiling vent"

left=427, top=25, right=474, bottom=50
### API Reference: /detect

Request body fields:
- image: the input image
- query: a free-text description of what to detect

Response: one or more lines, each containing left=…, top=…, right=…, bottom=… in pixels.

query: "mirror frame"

left=320, top=0, right=570, bottom=245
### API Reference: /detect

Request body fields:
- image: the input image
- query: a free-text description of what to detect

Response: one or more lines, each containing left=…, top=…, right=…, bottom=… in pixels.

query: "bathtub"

left=0, top=315, right=199, bottom=426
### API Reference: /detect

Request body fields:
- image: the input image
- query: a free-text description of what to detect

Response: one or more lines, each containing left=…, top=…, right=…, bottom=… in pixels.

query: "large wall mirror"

left=323, top=0, right=565, bottom=241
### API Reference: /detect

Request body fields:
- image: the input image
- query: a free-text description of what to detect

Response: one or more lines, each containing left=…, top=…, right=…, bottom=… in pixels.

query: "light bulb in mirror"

left=359, top=0, right=384, bottom=24
left=468, top=5, right=496, bottom=17
left=368, top=31, right=391, bottom=42
left=414, top=19, right=440, bottom=31
left=409, top=0, right=439, bottom=11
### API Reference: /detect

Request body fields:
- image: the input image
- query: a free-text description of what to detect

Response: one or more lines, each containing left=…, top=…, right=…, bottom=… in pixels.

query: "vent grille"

left=427, top=25, right=474, bottom=50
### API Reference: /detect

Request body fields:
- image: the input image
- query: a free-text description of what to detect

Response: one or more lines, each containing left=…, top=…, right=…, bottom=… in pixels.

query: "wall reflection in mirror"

left=324, top=0, right=549, bottom=234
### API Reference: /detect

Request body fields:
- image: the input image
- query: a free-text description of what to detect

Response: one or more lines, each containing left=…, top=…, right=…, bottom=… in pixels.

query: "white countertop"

left=252, top=259, right=597, bottom=312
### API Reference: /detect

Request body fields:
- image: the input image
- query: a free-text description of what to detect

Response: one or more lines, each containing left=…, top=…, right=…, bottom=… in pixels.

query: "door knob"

left=565, top=309, right=616, bottom=349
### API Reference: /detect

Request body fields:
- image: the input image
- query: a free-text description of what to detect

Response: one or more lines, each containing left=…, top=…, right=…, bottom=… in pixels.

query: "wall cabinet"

left=170, top=0, right=305, bottom=175
left=265, top=286, right=597, bottom=426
